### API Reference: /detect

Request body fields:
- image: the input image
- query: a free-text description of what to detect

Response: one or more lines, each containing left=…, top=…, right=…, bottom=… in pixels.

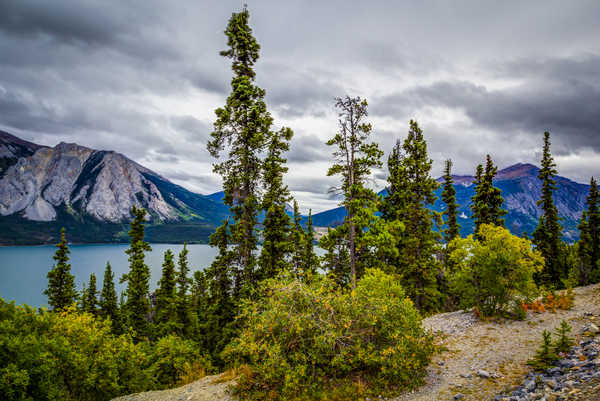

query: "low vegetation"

left=223, top=269, right=435, bottom=400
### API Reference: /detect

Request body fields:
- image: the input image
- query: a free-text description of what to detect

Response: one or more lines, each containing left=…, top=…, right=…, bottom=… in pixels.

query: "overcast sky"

left=1, top=0, right=599, bottom=212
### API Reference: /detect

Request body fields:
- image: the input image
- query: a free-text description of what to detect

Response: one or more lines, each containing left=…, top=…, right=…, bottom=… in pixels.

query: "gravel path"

left=112, top=284, right=600, bottom=401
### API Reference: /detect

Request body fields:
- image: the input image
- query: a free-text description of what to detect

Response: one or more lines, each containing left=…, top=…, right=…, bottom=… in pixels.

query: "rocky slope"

left=311, top=163, right=591, bottom=240
left=111, top=284, right=600, bottom=401
left=0, top=131, right=228, bottom=244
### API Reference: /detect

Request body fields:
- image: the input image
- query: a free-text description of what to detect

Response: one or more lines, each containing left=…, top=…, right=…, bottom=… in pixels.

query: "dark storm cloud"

left=372, top=55, right=600, bottom=153
left=1, top=0, right=600, bottom=204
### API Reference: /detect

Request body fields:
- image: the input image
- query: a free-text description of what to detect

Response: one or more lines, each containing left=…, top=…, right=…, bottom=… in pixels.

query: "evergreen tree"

left=207, top=6, right=287, bottom=297
left=290, top=200, right=305, bottom=276
left=203, top=221, right=236, bottom=362
left=175, top=243, right=193, bottom=337
left=380, top=121, right=441, bottom=311
left=321, top=226, right=350, bottom=287
left=258, top=127, right=293, bottom=281
left=471, top=155, right=507, bottom=235
left=155, top=249, right=178, bottom=337
left=99, top=261, right=120, bottom=333
left=532, top=131, right=565, bottom=286
left=83, top=273, right=98, bottom=316
left=121, top=206, right=152, bottom=342
left=441, top=159, right=460, bottom=242
left=578, top=177, right=600, bottom=283
left=301, top=209, right=319, bottom=277
left=44, top=228, right=78, bottom=311
left=323, top=96, right=383, bottom=288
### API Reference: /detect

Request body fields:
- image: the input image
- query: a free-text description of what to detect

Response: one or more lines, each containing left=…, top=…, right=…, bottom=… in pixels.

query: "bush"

left=223, top=269, right=435, bottom=401
left=449, top=224, right=543, bottom=318
left=0, top=299, right=212, bottom=401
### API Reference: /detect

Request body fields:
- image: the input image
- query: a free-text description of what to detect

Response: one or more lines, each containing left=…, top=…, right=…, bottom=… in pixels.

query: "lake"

left=0, top=244, right=220, bottom=308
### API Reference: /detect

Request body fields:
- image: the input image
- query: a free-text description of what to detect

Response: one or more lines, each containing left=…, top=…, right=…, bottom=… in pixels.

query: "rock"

left=454, top=394, right=464, bottom=400
left=478, top=369, right=491, bottom=379
left=582, top=323, right=600, bottom=335
left=546, top=379, right=557, bottom=389
left=524, top=379, right=536, bottom=391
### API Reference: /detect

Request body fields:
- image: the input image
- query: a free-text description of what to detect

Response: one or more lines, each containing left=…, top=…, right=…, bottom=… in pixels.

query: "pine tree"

left=441, top=159, right=460, bottom=242
left=99, top=261, right=120, bottom=333
left=83, top=273, right=98, bottom=316
left=155, top=249, right=179, bottom=337
left=578, top=177, right=600, bottom=283
left=258, top=127, right=293, bottom=281
left=380, top=121, right=441, bottom=311
left=321, top=226, right=350, bottom=287
left=121, top=206, right=152, bottom=342
left=44, top=228, right=78, bottom=311
left=175, top=243, right=193, bottom=337
left=207, top=6, right=286, bottom=298
left=290, top=200, right=305, bottom=276
left=301, top=209, right=319, bottom=277
left=471, top=155, right=507, bottom=236
left=532, top=132, right=564, bottom=286
left=324, top=96, right=383, bottom=288
left=203, top=221, right=236, bottom=362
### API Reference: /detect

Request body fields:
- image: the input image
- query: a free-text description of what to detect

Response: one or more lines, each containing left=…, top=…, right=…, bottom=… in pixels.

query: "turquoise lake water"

left=0, top=244, right=220, bottom=308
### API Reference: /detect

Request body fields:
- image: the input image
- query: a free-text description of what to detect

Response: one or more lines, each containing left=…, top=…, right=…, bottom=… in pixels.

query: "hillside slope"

left=0, top=131, right=228, bottom=244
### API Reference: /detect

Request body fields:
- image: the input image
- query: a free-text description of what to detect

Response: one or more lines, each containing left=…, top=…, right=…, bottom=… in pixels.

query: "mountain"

left=0, top=131, right=229, bottom=244
left=310, top=163, right=590, bottom=241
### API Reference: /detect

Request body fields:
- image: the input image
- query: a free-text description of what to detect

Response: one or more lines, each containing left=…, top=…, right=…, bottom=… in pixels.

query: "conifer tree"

left=207, top=6, right=287, bottom=297
left=301, top=209, right=319, bottom=277
left=532, top=132, right=564, bottom=286
left=290, top=200, right=305, bottom=276
left=258, top=127, right=293, bottom=281
left=323, top=96, right=383, bottom=288
left=321, top=226, right=350, bottom=286
left=155, top=249, right=178, bottom=337
left=121, top=206, right=152, bottom=341
left=380, top=121, right=441, bottom=311
left=83, top=273, right=98, bottom=316
left=175, top=243, right=193, bottom=337
left=44, top=228, right=78, bottom=311
left=578, top=178, right=600, bottom=283
left=204, top=221, right=236, bottom=362
left=441, top=159, right=460, bottom=242
left=99, top=261, right=120, bottom=333
left=471, top=155, right=507, bottom=235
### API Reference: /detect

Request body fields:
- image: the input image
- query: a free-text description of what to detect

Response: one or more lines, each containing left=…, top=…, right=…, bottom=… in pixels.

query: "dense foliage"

left=0, top=301, right=212, bottom=401
left=224, top=269, right=435, bottom=401
left=44, top=228, right=77, bottom=311
left=449, top=224, right=543, bottom=317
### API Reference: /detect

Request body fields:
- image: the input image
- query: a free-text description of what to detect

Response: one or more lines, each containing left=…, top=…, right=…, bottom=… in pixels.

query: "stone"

left=478, top=369, right=491, bottom=379
left=454, top=394, right=464, bottom=400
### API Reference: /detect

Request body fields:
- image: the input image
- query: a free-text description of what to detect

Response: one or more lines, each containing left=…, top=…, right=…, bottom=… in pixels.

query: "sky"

left=1, top=0, right=599, bottom=213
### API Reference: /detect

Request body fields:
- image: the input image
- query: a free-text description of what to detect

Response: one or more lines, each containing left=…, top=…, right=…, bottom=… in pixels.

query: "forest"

left=2, top=6, right=600, bottom=401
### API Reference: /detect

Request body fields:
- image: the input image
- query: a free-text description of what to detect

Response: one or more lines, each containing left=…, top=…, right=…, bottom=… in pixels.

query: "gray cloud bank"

left=0, top=0, right=599, bottom=212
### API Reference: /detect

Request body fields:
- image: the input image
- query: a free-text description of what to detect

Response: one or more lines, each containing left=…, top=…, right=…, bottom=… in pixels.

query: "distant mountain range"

left=310, top=163, right=590, bottom=241
left=0, top=130, right=228, bottom=244
left=0, top=131, right=592, bottom=244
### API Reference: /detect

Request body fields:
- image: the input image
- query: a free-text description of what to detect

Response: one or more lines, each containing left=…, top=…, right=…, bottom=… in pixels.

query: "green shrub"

left=527, top=330, right=558, bottom=371
left=223, top=269, right=435, bottom=400
left=0, top=299, right=212, bottom=401
left=553, top=320, right=573, bottom=354
left=449, top=224, right=543, bottom=318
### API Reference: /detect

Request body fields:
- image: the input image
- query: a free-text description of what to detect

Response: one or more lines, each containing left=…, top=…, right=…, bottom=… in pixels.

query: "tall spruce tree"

left=578, top=178, right=600, bottom=283
left=532, top=132, right=564, bottom=286
left=83, top=273, right=98, bottom=316
left=99, top=261, right=120, bottom=333
left=121, top=206, right=152, bottom=341
left=441, top=159, right=460, bottom=242
left=44, top=228, right=78, bottom=311
left=258, top=127, right=293, bottom=281
left=290, top=200, right=305, bottom=277
left=155, top=249, right=178, bottom=337
left=207, top=6, right=285, bottom=298
left=301, top=209, right=319, bottom=277
left=471, top=155, right=507, bottom=235
left=175, top=243, right=193, bottom=337
left=204, top=221, right=236, bottom=362
left=380, top=121, right=441, bottom=311
left=324, top=96, right=383, bottom=288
